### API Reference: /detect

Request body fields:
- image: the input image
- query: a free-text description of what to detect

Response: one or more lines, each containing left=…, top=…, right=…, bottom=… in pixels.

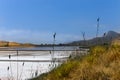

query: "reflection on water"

left=0, top=46, right=76, bottom=80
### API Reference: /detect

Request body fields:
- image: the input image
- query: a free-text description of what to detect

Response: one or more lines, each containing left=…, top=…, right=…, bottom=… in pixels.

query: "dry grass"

left=32, top=45, right=120, bottom=80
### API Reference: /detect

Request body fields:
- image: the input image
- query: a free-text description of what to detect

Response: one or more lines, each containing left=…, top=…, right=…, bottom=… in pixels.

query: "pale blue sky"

left=0, top=0, right=120, bottom=44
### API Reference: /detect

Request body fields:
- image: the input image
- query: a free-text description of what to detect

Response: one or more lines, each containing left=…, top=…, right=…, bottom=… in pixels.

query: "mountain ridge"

left=0, top=31, right=119, bottom=47
left=68, top=31, right=120, bottom=46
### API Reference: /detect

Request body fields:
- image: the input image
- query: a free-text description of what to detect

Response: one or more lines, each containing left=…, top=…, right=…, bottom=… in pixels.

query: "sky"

left=0, top=0, right=120, bottom=44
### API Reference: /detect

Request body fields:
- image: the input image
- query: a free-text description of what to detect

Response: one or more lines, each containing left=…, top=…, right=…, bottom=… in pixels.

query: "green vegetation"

left=31, top=60, right=79, bottom=80
left=32, top=45, right=120, bottom=80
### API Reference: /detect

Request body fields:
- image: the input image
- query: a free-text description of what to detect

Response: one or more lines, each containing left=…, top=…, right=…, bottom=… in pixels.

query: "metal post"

left=81, top=32, right=86, bottom=46
left=9, top=54, right=13, bottom=80
left=53, top=32, right=56, bottom=68
left=7, top=66, right=10, bottom=80
left=96, top=18, right=100, bottom=38
left=17, top=50, right=18, bottom=80
left=96, top=18, right=100, bottom=45
left=19, top=62, right=24, bottom=80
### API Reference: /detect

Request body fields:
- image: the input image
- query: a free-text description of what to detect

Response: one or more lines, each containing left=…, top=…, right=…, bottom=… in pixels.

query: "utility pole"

left=52, top=32, right=56, bottom=68
left=96, top=18, right=100, bottom=38
left=81, top=32, right=86, bottom=46
left=17, top=50, right=18, bottom=80
left=96, top=18, right=100, bottom=45
left=9, top=54, right=13, bottom=80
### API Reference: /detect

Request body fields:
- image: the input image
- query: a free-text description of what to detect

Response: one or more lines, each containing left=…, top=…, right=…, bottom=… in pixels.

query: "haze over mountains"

left=69, top=31, right=120, bottom=46
left=0, top=31, right=119, bottom=47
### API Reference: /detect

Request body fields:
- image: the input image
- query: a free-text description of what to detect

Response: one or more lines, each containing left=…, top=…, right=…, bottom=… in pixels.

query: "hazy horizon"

left=0, top=0, right=120, bottom=44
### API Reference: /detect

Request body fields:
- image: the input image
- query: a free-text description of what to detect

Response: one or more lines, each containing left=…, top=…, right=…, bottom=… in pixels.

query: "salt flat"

left=0, top=50, right=72, bottom=80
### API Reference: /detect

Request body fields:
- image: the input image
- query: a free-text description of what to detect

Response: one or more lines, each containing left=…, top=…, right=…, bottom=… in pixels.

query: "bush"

left=41, top=60, right=78, bottom=80
left=90, top=46, right=107, bottom=57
